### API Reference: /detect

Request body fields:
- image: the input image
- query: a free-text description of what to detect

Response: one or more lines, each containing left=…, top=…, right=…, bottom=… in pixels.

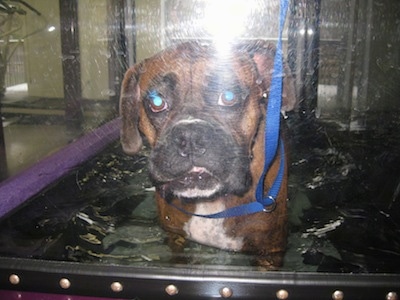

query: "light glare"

left=203, top=0, right=253, bottom=40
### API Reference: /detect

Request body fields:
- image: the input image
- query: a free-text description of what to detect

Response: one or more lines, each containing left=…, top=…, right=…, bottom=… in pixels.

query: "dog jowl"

left=120, top=41, right=296, bottom=268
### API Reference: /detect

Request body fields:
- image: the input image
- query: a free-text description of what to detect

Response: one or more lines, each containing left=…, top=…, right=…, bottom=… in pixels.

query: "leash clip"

left=262, top=196, right=277, bottom=213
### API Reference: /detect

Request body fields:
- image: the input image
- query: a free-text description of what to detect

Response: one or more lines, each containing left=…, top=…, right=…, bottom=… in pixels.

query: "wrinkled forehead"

left=138, top=43, right=257, bottom=89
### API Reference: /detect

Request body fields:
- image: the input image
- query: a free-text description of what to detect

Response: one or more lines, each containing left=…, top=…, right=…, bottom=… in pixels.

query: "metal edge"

left=0, top=257, right=399, bottom=299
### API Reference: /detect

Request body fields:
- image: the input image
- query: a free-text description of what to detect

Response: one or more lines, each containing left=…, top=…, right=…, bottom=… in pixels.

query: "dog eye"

left=148, top=90, right=168, bottom=112
left=218, top=90, right=238, bottom=107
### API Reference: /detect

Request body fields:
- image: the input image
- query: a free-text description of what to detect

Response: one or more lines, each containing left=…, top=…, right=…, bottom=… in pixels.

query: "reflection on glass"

left=0, top=0, right=399, bottom=279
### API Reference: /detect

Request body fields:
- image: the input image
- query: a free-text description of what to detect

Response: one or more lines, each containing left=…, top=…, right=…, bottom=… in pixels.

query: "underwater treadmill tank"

left=0, top=0, right=399, bottom=299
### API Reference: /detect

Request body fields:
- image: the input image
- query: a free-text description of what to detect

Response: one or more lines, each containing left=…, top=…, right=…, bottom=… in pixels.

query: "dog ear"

left=247, top=40, right=297, bottom=112
left=119, top=65, right=143, bottom=155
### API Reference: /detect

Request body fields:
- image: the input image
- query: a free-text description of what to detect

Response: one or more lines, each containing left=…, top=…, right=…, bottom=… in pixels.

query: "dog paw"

left=167, top=233, right=187, bottom=251
left=255, top=252, right=285, bottom=271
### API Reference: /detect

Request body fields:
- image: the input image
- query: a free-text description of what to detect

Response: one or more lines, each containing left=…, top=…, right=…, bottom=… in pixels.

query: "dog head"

left=120, top=40, right=296, bottom=202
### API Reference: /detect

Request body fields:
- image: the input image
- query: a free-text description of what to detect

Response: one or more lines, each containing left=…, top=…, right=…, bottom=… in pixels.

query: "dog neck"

left=182, top=199, right=245, bottom=251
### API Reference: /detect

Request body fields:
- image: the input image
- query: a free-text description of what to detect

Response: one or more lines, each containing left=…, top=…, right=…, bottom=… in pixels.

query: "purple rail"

left=0, top=117, right=121, bottom=218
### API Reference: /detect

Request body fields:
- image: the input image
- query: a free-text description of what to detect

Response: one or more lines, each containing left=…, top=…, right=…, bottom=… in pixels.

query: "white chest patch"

left=183, top=201, right=244, bottom=251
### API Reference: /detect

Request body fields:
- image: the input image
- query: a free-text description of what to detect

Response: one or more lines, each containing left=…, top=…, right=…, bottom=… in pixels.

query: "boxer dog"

left=120, top=40, right=296, bottom=268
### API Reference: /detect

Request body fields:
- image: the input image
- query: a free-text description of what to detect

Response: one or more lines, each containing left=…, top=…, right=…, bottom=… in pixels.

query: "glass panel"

left=0, top=0, right=400, bottom=276
left=0, top=0, right=124, bottom=178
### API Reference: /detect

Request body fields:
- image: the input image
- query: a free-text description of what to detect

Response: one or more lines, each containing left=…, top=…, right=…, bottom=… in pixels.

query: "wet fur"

left=120, top=40, right=296, bottom=268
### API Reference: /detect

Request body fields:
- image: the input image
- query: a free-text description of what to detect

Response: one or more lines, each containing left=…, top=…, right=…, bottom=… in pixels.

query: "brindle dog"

left=120, top=40, right=296, bottom=268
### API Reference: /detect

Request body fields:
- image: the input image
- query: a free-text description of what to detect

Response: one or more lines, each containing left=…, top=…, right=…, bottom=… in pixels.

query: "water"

left=1, top=112, right=400, bottom=273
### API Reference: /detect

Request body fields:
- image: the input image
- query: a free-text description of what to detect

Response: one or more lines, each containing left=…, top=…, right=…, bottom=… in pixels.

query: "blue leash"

left=169, top=0, right=289, bottom=219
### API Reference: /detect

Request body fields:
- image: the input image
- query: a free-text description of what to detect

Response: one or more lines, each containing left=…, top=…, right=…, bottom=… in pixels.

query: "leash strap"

left=168, top=0, right=289, bottom=219
left=255, top=0, right=289, bottom=207
left=170, top=143, right=285, bottom=219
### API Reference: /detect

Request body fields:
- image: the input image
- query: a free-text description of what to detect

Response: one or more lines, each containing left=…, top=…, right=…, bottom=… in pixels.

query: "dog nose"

left=172, top=123, right=209, bottom=157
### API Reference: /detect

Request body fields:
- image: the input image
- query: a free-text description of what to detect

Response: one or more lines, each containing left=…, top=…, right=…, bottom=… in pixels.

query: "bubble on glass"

left=101, top=89, right=116, bottom=97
